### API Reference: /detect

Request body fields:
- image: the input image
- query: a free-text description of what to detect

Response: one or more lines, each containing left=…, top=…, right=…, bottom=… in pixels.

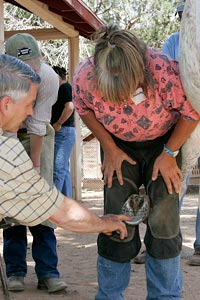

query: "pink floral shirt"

left=73, top=47, right=199, bottom=142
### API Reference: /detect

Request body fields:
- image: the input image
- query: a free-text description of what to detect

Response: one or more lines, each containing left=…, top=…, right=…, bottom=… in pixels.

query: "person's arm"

left=53, top=102, right=74, bottom=132
left=81, top=110, right=136, bottom=188
left=30, top=133, right=43, bottom=173
left=162, top=33, right=178, bottom=60
left=0, top=137, right=131, bottom=238
left=152, top=117, right=199, bottom=194
left=49, top=196, right=131, bottom=239
left=27, top=64, right=59, bottom=172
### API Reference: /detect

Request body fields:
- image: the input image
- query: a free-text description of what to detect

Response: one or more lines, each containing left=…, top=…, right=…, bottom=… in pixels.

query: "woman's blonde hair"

left=91, top=24, right=153, bottom=104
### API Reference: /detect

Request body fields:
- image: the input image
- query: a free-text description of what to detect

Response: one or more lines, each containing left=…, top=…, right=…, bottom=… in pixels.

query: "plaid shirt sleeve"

left=0, top=134, right=64, bottom=226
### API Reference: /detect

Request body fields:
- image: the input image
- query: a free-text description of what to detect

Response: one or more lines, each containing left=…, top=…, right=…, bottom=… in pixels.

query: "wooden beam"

left=82, top=133, right=95, bottom=142
left=4, top=28, right=68, bottom=41
left=68, top=36, right=82, bottom=201
left=15, top=0, right=79, bottom=38
left=68, top=36, right=79, bottom=83
left=0, top=0, right=4, bottom=54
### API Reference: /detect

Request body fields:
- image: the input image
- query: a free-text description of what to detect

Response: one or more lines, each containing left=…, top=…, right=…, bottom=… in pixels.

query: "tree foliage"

left=4, top=0, right=180, bottom=67
left=86, top=0, right=180, bottom=48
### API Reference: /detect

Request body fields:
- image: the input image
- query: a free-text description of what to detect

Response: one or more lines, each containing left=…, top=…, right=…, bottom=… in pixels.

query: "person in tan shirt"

left=4, top=33, right=64, bottom=293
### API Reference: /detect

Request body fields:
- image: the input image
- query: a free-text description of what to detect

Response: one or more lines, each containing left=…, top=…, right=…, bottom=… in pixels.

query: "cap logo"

left=17, top=47, right=32, bottom=57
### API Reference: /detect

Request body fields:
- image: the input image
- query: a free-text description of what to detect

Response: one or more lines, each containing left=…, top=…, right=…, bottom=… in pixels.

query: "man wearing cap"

left=162, top=1, right=184, bottom=60
left=163, top=1, right=200, bottom=267
left=3, top=33, right=66, bottom=292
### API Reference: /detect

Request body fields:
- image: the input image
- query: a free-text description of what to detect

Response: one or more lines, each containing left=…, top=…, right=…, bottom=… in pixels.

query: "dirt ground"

left=0, top=189, right=200, bottom=300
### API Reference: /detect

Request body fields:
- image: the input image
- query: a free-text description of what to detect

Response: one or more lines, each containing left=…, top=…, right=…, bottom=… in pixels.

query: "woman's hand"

left=152, top=151, right=182, bottom=194
left=101, top=146, right=136, bottom=188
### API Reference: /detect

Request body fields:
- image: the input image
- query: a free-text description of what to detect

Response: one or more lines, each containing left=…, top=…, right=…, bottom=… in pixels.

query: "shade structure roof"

left=4, top=0, right=104, bottom=39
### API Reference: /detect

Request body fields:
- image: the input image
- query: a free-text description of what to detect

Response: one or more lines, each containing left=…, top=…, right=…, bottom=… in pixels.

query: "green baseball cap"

left=5, top=33, right=41, bottom=60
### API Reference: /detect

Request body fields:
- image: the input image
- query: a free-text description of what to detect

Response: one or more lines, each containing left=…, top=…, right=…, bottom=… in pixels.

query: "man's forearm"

left=49, top=197, right=129, bottom=238
left=49, top=197, right=106, bottom=232
left=30, top=134, right=44, bottom=169
left=56, top=103, right=74, bottom=125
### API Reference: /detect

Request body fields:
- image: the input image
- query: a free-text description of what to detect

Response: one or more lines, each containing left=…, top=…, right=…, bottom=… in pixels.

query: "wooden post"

left=68, top=36, right=82, bottom=201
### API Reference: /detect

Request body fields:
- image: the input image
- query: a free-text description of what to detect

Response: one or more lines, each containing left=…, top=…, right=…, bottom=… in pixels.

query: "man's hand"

left=101, top=147, right=136, bottom=188
left=152, top=151, right=182, bottom=194
left=50, top=197, right=133, bottom=235
left=52, top=122, right=62, bottom=132
left=100, top=214, right=132, bottom=240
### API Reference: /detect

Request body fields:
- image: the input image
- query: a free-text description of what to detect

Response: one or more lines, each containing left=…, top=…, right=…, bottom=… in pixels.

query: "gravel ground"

left=0, top=190, right=200, bottom=300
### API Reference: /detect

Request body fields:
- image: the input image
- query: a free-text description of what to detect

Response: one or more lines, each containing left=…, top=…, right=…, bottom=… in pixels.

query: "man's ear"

left=0, top=96, right=11, bottom=114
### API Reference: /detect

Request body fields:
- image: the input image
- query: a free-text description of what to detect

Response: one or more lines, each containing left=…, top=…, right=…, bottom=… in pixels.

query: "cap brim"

left=175, top=5, right=184, bottom=15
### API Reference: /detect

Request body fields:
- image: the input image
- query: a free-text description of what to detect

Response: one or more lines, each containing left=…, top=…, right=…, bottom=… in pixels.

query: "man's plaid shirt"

left=0, top=129, right=64, bottom=226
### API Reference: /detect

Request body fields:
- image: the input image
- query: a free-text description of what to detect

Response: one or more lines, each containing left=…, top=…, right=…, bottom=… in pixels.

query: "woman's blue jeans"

left=53, top=126, right=76, bottom=197
left=96, top=130, right=182, bottom=300
left=3, top=224, right=59, bottom=280
left=96, top=254, right=182, bottom=300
